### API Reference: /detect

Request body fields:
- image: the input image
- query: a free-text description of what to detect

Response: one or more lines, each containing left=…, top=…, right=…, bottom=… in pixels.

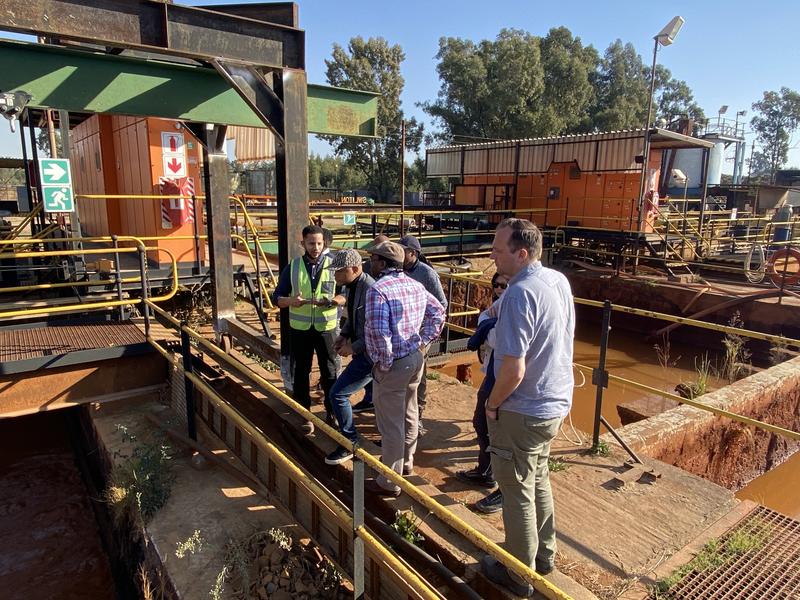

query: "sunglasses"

left=493, top=282, right=508, bottom=289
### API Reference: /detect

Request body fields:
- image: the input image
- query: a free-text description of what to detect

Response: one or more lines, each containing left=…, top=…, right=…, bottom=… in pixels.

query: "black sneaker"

left=475, top=489, right=503, bottom=514
left=480, top=556, right=534, bottom=598
left=455, top=468, right=497, bottom=489
left=352, top=400, right=375, bottom=414
left=325, top=446, right=354, bottom=465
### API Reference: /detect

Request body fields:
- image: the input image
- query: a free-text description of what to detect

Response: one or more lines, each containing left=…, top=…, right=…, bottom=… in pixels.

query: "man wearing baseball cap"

left=399, top=235, right=448, bottom=436
left=363, top=241, right=445, bottom=496
left=324, top=249, right=376, bottom=465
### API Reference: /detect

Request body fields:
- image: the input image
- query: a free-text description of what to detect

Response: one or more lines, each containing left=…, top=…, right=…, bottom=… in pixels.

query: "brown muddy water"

left=0, top=410, right=117, bottom=600
left=439, top=322, right=800, bottom=520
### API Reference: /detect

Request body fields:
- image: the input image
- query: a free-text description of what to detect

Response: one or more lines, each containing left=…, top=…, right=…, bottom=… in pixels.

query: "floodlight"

left=655, top=16, right=684, bottom=46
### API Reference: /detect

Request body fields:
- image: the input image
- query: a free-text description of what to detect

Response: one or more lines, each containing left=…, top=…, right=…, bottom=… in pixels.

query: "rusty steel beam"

left=199, top=3, right=298, bottom=28
left=0, top=0, right=304, bottom=69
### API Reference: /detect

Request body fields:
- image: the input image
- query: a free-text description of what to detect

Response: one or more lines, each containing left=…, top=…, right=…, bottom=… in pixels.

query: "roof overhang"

left=650, top=128, right=715, bottom=150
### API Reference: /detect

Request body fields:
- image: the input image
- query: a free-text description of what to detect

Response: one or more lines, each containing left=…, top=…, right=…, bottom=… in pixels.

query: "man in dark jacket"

left=324, top=249, right=377, bottom=465
left=399, top=235, right=448, bottom=434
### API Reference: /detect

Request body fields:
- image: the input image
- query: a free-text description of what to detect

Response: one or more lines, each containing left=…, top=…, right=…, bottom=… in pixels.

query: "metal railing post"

left=254, top=232, right=263, bottom=311
left=352, top=448, right=365, bottom=599
left=592, top=300, right=612, bottom=450
left=192, top=194, right=202, bottom=271
left=445, top=269, right=454, bottom=350
left=181, top=323, right=198, bottom=441
left=112, top=235, right=124, bottom=320
left=459, top=214, right=464, bottom=256
left=138, top=245, right=150, bottom=336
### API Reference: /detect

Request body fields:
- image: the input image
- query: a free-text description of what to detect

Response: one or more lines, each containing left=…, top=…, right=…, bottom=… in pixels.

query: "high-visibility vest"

left=288, top=255, right=338, bottom=331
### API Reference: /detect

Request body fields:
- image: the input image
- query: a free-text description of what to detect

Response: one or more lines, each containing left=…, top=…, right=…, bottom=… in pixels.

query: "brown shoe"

left=364, top=479, right=400, bottom=498
left=403, top=466, right=414, bottom=477
left=301, top=420, right=315, bottom=435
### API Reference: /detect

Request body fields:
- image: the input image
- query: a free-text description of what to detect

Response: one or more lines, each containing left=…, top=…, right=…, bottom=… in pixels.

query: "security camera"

left=0, top=91, right=32, bottom=133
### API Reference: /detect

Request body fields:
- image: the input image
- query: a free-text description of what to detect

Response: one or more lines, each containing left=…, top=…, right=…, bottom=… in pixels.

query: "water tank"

left=706, top=141, right=726, bottom=186
left=667, top=148, right=704, bottom=197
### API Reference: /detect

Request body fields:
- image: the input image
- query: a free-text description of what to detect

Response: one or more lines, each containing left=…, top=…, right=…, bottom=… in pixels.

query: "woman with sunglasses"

left=455, top=271, right=509, bottom=514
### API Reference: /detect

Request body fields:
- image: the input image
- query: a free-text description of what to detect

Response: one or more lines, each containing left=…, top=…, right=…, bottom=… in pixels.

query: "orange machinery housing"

left=69, top=115, right=204, bottom=267
left=425, top=128, right=714, bottom=234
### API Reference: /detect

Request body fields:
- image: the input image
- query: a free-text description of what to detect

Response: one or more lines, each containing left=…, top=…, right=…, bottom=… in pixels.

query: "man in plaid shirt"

left=364, top=241, right=445, bottom=496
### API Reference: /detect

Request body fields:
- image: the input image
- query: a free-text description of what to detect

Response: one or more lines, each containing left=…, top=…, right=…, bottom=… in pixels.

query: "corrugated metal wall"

left=427, top=130, right=646, bottom=177
left=71, top=117, right=107, bottom=235
left=227, top=126, right=276, bottom=162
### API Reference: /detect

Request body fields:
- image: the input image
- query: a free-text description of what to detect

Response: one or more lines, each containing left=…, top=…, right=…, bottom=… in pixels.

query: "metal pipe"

left=400, top=120, right=406, bottom=237
left=591, top=300, right=612, bottom=449
left=112, top=234, right=124, bottom=320
left=600, top=416, right=642, bottom=464
left=139, top=245, right=150, bottom=336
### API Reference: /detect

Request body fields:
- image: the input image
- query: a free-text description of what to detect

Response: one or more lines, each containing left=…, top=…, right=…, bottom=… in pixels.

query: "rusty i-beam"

left=0, top=0, right=310, bottom=353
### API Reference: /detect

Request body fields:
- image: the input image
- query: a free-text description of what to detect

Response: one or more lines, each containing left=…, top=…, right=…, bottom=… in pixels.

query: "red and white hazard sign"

left=159, top=177, right=195, bottom=230
left=161, top=131, right=187, bottom=178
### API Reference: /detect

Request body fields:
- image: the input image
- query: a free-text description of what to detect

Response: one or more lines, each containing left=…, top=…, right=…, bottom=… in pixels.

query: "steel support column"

left=275, top=68, right=310, bottom=358
left=201, top=124, right=235, bottom=336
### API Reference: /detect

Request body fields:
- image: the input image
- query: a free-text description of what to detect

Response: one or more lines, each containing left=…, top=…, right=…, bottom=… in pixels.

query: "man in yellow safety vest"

left=273, top=225, right=345, bottom=434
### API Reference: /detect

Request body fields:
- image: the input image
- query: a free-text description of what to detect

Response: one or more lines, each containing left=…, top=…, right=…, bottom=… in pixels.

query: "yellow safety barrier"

left=144, top=301, right=572, bottom=600
left=0, top=245, right=178, bottom=319
left=573, top=298, right=800, bottom=348
left=148, top=336, right=445, bottom=600
left=573, top=363, right=800, bottom=441
left=3, top=203, right=43, bottom=240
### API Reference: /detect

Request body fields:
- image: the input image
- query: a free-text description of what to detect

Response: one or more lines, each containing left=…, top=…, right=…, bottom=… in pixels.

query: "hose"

left=744, top=243, right=766, bottom=284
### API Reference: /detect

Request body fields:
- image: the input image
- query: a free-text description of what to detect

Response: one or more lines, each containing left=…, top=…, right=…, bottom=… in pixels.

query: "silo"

left=706, top=141, right=726, bottom=186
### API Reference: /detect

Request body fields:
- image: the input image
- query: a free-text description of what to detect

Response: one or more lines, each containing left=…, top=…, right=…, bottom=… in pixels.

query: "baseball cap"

left=399, top=235, right=422, bottom=253
left=327, top=248, right=363, bottom=271
left=369, top=241, right=405, bottom=264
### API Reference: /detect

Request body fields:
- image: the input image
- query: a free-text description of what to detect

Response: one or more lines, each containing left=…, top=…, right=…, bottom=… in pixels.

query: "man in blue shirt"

left=480, top=218, right=575, bottom=597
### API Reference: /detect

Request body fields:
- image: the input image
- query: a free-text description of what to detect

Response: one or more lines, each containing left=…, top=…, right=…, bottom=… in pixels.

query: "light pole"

left=637, top=16, right=685, bottom=234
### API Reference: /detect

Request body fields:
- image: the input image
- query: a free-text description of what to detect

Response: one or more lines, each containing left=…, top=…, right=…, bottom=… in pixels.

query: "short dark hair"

left=497, top=218, right=542, bottom=261
left=322, top=227, right=333, bottom=247
left=302, top=225, right=324, bottom=239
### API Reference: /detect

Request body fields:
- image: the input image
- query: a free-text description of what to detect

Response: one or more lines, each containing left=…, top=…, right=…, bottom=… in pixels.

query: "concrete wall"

left=610, top=356, right=800, bottom=491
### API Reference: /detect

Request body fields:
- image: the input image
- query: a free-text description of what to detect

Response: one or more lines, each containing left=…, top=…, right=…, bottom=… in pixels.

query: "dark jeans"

left=291, top=327, right=338, bottom=414
left=417, top=360, right=428, bottom=414
left=472, top=380, right=492, bottom=477
left=330, top=352, right=373, bottom=443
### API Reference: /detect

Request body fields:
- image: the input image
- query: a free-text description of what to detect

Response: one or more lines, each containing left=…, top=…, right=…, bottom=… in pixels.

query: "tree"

left=422, top=29, right=546, bottom=142
left=406, top=157, right=449, bottom=193
left=538, top=27, right=599, bottom=134
left=308, top=153, right=365, bottom=190
left=750, top=87, right=800, bottom=183
left=653, top=65, right=705, bottom=125
left=322, top=37, right=423, bottom=202
left=591, top=40, right=648, bottom=131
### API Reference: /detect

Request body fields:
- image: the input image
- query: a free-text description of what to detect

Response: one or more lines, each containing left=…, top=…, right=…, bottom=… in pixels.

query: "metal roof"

left=428, top=128, right=714, bottom=152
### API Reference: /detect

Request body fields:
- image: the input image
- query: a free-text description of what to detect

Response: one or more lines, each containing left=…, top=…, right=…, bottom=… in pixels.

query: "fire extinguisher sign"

left=159, top=177, right=195, bottom=230
left=161, top=131, right=186, bottom=178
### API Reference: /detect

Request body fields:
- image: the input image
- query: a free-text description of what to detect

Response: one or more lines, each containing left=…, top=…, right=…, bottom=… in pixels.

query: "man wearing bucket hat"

left=363, top=241, right=445, bottom=496
left=399, top=235, right=448, bottom=436
left=323, top=249, right=376, bottom=466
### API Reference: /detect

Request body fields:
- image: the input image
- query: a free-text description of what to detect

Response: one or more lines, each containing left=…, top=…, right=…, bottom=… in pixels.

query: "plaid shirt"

left=365, top=269, right=445, bottom=370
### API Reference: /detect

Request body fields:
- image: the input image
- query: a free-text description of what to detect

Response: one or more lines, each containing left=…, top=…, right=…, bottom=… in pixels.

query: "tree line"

left=319, top=27, right=799, bottom=198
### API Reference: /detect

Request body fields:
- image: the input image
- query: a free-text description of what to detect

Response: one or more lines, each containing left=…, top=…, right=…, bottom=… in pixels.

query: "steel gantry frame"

left=0, top=1, right=362, bottom=359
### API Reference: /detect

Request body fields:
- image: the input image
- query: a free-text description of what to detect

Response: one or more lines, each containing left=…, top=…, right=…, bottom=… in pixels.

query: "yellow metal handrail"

left=573, top=363, right=800, bottom=441
left=230, top=195, right=278, bottom=286
left=0, top=245, right=179, bottom=319
left=3, top=203, right=43, bottom=240
left=147, top=336, right=443, bottom=600
left=231, top=233, right=275, bottom=309
left=144, top=301, right=572, bottom=600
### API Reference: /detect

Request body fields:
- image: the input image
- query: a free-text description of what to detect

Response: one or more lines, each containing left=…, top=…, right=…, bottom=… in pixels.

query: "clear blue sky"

left=1, top=0, right=799, bottom=170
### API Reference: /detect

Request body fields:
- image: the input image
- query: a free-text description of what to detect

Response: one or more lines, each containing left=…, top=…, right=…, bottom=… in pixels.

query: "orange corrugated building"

left=70, top=115, right=204, bottom=266
left=426, top=128, right=713, bottom=234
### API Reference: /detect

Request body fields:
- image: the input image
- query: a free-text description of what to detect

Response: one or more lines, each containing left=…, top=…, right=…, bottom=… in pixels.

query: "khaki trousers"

left=372, top=350, right=424, bottom=492
left=487, top=410, right=562, bottom=574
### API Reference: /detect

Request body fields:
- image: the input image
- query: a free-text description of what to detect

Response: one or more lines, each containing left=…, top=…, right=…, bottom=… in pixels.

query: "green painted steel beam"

left=0, top=39, right=378, bottom=137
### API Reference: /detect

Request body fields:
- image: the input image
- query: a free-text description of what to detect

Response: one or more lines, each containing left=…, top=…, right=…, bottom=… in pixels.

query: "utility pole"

left=400, top=120, right=406, bottom=237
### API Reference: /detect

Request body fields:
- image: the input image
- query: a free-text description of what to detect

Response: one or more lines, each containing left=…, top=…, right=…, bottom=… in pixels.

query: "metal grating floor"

left=0, top=323, right=145, bottom=362
left=666, top=506, right=800, bottom=599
